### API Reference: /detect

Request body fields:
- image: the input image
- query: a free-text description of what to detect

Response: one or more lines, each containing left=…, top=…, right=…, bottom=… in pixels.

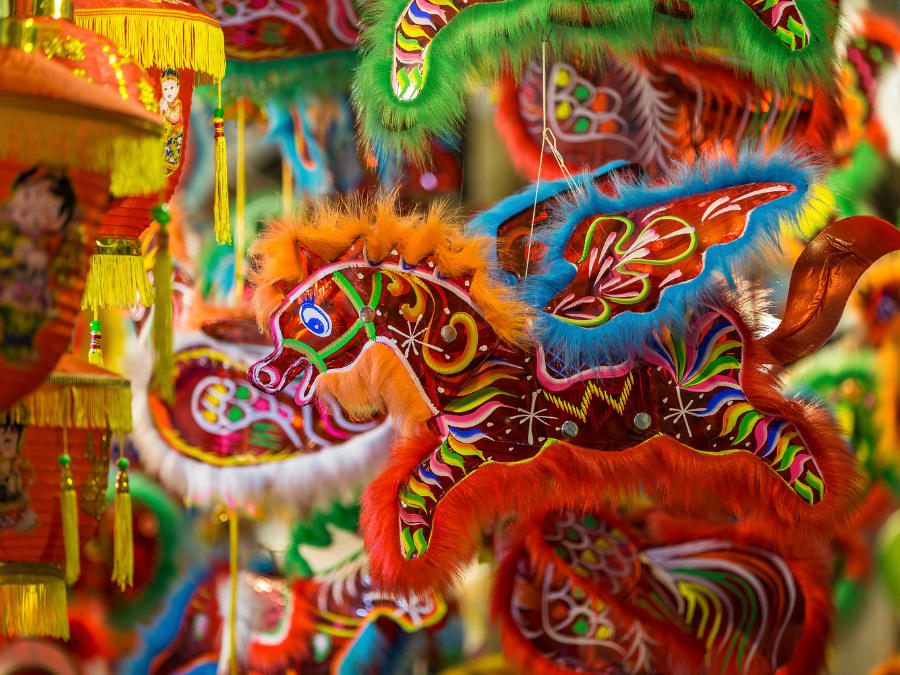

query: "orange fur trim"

left=248, top=193, right=532, bottom=347
left=316, top=343, right=432, bottom=436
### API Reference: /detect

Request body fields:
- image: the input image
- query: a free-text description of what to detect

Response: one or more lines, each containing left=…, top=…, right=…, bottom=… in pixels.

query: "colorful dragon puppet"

left=492, top=505, right=832, bottom=675
left=353, top=0, right=840, bottom=157
left=247, top=150, right=900, bottom=596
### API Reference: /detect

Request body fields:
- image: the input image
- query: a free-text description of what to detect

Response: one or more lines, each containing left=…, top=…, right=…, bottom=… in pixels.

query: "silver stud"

left=561, top=421, right=579, bottom=439
left=633, top=412, right=651, bottom=431
left=440, top=325, right=458, bottom=342
left=359, top=306, right=375, bottom=323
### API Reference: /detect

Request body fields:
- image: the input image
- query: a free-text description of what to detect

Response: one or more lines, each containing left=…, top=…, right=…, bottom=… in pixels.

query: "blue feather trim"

left=469, top=148, right=825, bottom=367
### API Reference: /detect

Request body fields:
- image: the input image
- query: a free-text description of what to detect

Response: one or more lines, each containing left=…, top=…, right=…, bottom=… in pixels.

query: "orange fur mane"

left=249, top=194, right=532, bottom=348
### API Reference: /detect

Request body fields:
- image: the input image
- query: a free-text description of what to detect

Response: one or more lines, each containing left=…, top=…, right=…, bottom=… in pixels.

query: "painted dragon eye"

left=300, top=303, right=332, bottom=337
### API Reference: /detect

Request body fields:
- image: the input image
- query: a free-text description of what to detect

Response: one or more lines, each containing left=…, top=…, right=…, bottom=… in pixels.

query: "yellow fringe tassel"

left=2, top=384, right=132, bottom=433
left=0, top=565, right=69, bottom=638
left=83, top=248, right=155, bottom=311
left=59, top=452, right=80, bottom=586
left=0, top=104, right=166, bottom=197
left=214, top=94, right=231, bottom=246
left=112, top=456, right=133, bottom=590
left=153, top=212, right=174, bottom=404
left=73, top=11, right=226, bottom=84
left=88, top=311, right=103, bottom=366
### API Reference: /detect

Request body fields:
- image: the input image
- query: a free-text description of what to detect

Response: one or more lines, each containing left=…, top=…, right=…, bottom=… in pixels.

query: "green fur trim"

left=353, top=0, right=839, bottom=159
left=197, top=51, right=357, bottom=106
left=283, top=502, right=360, bottom=578
left=105, top=472, right=183, bottom=628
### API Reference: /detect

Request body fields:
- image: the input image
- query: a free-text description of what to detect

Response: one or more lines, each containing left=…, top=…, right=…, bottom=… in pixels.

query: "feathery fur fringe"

left=74, top=9, right=226, bottom=83
left=353, top=0, right=840, bottom=158
left=249, top=193, right=532, bottom=348
left=470, top=148, right=832, bottom=368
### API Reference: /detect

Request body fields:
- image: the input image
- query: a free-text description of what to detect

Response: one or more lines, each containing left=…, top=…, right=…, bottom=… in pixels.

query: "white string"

left=522, top=39, right=576, bottom=283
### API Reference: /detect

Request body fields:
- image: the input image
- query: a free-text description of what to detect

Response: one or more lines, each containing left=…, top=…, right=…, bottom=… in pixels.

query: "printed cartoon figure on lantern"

left=159, top=68, right=183, bottom=174
left=0, top=166, right=77, bottom=363
left=0, top=423, right=38, bottom=533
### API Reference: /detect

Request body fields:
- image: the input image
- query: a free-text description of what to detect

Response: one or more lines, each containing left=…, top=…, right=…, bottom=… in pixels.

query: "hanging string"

left=282, top=155, right=293, bottom=217
left=522, top=35, right=576, bottom=283
left=228, top=509, right=238, bottom=675
left=234, top=99, right=247, bottom=305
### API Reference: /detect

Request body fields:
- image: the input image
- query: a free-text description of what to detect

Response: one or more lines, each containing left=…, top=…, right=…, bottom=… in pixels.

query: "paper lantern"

left=71, top=0, right=226, bottom=312
left=0, top=354, right=132, bottom=639
left=0, top=10, right=164, bottom=411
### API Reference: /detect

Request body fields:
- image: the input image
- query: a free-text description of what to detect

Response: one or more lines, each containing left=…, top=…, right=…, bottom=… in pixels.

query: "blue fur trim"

left=468, top=161, right=633, bottom=286
left=472, top=148, right=823, bottom=367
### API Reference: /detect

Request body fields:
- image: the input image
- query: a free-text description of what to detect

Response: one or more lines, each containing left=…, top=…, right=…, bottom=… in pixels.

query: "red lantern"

left=0, top=354, right=132, bottom=639
left=72, top=0, right=227, bottom=313
left=0, top=11, right=164, bottom=411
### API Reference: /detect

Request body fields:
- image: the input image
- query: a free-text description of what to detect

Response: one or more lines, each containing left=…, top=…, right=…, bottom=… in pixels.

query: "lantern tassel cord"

left=59, top=425, right=79, bottom=586
left=112, top=433, right=133, bottom=590
left=214, top=83, right=232, bottom=246
left=88, top=309, right=103, bottom=366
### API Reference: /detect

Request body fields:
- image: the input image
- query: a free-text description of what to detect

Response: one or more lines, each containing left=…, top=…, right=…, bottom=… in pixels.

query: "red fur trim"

left=246, top=579, right=315, bottom=673
left=362, top=414, right=856, bottom=598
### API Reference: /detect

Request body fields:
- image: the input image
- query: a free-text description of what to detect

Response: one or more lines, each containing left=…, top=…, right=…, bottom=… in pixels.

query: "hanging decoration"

left=77, top=471, right=184, bottom=629
left=0, top=354, right=132, bottom=638
left=492, top=507, right=831, bottom=675
left=0, top=8, right=164, bottom=411
left=72, top=0, right=227, bottom=372
left=247, top=152, right=900, bottom=597
left=353, top=0, right=841, bottom=158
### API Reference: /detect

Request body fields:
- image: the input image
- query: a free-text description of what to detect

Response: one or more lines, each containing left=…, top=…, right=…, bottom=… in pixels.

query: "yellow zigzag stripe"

left=543, top=373, right=634, bottom=422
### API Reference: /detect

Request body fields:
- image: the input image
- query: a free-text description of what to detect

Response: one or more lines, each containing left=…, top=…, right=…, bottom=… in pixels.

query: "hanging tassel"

left=111, top=454, right=133, bottom=590
left=214, top=83, right=231, bottom=246
left=151, top=204, right=174, bottom=404
left=88, top=312, right=103, bottom=366
left=59, top=451, right=79, bottom=586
